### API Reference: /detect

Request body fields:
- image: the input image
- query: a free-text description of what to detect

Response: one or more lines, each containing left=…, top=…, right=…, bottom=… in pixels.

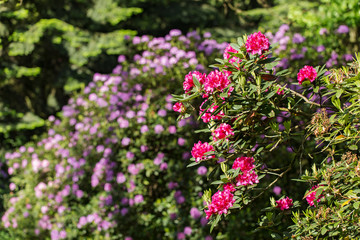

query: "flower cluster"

left=306, top=185, right=324, bottom=207
left=297, top=65, right=317, bottom=84
left=204, top=189, right=236, bottom=219
left=191, top=141, right=215, bottom=162
left=212, top=123, right=234, bottom=141
left=223, top=44, right=240, bottom=64
left=275, top=197, right=293, bottom=210
left=245, top=31, right=270, bottom=55
left=173, top=102, right=185, bottom=113
left=183, top=71, right=206, bottom=93
left=232, top=157, right=259, bottom=186
left=203, top=70, right=231, bottom=94
left=200, top=102, right=224, bottom=123
left=268, top=23, right=353, bottom=74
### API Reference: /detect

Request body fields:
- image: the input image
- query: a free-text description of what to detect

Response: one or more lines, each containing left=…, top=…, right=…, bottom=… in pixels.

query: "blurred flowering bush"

left=268, top=23, right=354, bottom=78
left=173, top=29, right=360, bottom=239
left=1, top=30, right=227, bottom=239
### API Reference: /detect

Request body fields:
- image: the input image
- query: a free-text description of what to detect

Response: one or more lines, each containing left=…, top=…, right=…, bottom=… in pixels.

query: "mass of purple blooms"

left=2, top=29, right=222, bottom=240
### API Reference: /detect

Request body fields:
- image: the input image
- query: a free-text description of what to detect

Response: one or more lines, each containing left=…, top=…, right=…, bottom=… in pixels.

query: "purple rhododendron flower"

left=336, top=25, right=349, bottom=34
left=154, top=124, right=164, bottom=134
left=197, top=166, right=207, bottom=176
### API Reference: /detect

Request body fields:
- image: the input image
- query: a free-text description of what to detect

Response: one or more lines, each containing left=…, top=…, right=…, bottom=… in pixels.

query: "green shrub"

left=0, top=0, right=140, bottom=148
left=173, top=30, right=360, bottom=239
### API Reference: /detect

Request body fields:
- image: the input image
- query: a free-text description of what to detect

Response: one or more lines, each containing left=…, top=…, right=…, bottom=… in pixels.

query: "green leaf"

left=237, top=37, right=244, bottom=46
left=270, top=233, right=282, bottom=239
left=210, top=214, right=221, bottom=233
left=187, top=161, right=200, bottom=168
left=349, top=145, right=358, bottom=151
left=284, top=120, right=291, bottom=132
left=230, top=43, right=240, bottom=51
left=230, top=204, right=240, bottom=209
left=336, top=89, right=344, bottom=98
left=193, top=74, right=201, bottom=89
left=211, top=180, right=226, bottom=185
left=331, top=95, right=342, bottom=110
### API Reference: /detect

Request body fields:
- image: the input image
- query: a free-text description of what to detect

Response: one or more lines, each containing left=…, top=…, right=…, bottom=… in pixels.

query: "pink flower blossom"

left=191, top=141, right=214, bottom=162
left=235, top=170, right=259, bottom=186
left=173, top=102, right=184, bottom=113
left=245, top=31, right=270, bottom=55
left=204, top=190, right=235, bottom=219
left=276, top=88, right=284, bottom=95
left=223, top=183, right=236, bottom=192
left=275, top=197, right=293, bottom=210
left=184, top=226, right=192, bottom=235
left=232, top=156, right=259, bottom=186
left=212, top=123, right=234, bottom=141
left=306, top=185, right=324, bottom=206
left=297, top=65, right=317, bottom=84
left=200, top=102, right=224, bottom=123
left=183, top=71, right=206, bottom=93
left=232, top=156, right=255, bottom=172
left=223, top=44, right=240, bottom=64
left=203, top=70, right=230, bottom=94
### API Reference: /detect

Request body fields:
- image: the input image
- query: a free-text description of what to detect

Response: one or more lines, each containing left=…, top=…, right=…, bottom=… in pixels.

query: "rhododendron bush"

left=1, top=30, right=228, bottom=239
left=2, top=24, right=360, bottom=239
left=173, top=30, right=360, bottom=239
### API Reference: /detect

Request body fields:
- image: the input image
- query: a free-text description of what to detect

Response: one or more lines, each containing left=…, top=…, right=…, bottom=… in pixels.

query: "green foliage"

left=173, top=30, right=360, bottom=238
left=0, top=0, right=140, bottom=149
left=286, top=0, right=360, bottom=30
left=119, top=0, right=270, bottom=39
left=290, top=59, right=360, bottom=239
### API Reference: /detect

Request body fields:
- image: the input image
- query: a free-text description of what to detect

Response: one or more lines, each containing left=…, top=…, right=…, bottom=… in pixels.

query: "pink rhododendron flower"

left=232, top=157, right=255, bottom=172
left=297, top=65, right=317, bottom=84
left=306, top=185, right=324, bottom=206
left=245, top=31, right=270, bottom=55
left=232, top=156, right=259, bottom=186
left=276, top=197, right=293, bottom=210
left=212, top=123, right=234, bottom=141
left=203, top=70, right=230, bottom=94
left=223, top=44, right=240, bottom=64
left=183, top=71, right=206, bottom=93
left=277, top=88, right=284, bottom=95
left=191, top=141, right=215, bottom=162
left=235, top=170, right=259, bottom=186
left=204, top=190, right=235, bottom=219
left=200, top=102, right=224, bottom=123
left=173, top=102, right=184, bottom=113
left=223, top=183, right=236, bottom=193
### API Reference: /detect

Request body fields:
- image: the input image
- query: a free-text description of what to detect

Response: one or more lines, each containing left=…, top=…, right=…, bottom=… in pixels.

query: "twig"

left=276, top=84, right=321, bottom=107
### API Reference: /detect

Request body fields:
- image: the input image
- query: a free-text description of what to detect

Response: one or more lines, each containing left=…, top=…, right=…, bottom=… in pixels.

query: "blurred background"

left=0, top=0, right=359, bottom=239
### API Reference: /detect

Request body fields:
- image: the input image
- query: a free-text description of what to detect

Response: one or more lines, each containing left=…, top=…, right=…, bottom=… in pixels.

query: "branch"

left=276, top=84, right=321, bottom=107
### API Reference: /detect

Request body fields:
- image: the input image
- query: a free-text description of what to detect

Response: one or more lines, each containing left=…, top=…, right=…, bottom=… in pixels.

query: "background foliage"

left=0, top=0, right=140, bottom=149
left=0, top=0, right=360, bottom=239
